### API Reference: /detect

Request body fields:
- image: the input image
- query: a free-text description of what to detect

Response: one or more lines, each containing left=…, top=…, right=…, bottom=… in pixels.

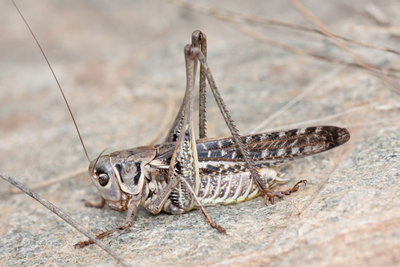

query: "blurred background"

left=0, top=0, right=399, bottom=266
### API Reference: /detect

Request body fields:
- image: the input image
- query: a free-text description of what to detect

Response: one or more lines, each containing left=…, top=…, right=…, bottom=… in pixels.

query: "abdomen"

left=196, top=168, right=284, bottom=206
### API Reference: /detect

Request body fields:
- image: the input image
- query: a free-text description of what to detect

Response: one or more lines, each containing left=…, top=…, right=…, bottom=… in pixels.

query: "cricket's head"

left=88, top=146, right=156, bottom=211
left=89, top=154, right=122, bottom=204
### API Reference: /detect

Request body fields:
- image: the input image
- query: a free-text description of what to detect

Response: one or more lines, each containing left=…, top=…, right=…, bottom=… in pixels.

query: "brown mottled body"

left=11, top=0, right=350, bottom=251
left=103, top=126, right=350, bottom=215
left=78, top=32, right=350, bottom=245
left=16, top=24, right=348, bottom=246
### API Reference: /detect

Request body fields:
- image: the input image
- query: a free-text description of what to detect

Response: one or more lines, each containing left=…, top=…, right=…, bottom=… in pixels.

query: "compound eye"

left=98, top=173, right=109, bottom=187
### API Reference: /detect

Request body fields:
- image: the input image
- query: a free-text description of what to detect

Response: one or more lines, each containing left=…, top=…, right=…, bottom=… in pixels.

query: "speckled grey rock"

left=1, top=1, right=399, bottom=266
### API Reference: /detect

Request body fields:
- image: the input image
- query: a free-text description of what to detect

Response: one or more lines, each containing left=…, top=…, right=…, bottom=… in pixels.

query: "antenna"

left=12, top=0, right=91, bottom=162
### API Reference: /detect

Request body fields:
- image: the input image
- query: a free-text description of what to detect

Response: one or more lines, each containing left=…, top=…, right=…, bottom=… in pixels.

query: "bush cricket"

left=7, top=0, right=350, bottom=250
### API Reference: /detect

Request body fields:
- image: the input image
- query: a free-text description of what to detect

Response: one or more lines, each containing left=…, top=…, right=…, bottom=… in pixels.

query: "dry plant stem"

left=0, top=173, right=131, bottom=267
left=170, top=0, right=400, bottom=56
left=234, top=23, right=400, bottom=79
left=170, top=0, right=400, bottom=77
left=289, top=0, right=400, bottom=93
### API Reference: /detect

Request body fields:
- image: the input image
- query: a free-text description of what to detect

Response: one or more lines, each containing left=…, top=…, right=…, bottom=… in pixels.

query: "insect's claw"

left=262, top=191, right=275, bottom=205
left=210, top=222, right=226, bottom=234
left=74, top=239, right=93, bottom=249
left=118, top=222, right=132, bottom=231
left=291, top=179, right=307, bottom=193
left=75, top=222, right=133, bottom=248
left=82, top=199, right=92, bottom=207
left=82, top=197, right=106, bottom=209
left=262, top=179, right=308, bottom=205
left=217, top=225, right=227, bottom=234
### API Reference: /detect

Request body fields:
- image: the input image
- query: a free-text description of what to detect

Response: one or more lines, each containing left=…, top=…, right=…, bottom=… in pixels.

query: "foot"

left=263, top=180, right=307, bottom=204
left=74, top=222, right=132, bottom=248
left=82, top=198, right=106, bottom=209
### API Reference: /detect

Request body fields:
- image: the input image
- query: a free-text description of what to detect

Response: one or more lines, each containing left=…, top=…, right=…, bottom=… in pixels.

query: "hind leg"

left=258, top=167, right=307, bottom=204
left=263, top=179, right=307, bottom=204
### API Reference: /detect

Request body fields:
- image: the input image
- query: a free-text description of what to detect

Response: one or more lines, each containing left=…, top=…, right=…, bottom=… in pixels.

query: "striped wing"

left=196, top=126, right=349, bottom=163
left=154, top=126, right=349, bottom=166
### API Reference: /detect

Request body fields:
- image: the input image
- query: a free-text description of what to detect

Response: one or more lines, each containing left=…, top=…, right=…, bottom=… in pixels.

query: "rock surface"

left=0, top=0, right=399, bottom=266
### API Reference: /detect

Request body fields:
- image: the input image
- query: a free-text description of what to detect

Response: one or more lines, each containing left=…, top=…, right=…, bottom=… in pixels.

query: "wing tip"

left=322, top=126, right=350, bottom=148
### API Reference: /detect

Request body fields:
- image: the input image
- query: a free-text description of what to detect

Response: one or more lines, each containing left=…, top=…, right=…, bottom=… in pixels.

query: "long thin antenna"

left=12, top=0, right=91, bottom=162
